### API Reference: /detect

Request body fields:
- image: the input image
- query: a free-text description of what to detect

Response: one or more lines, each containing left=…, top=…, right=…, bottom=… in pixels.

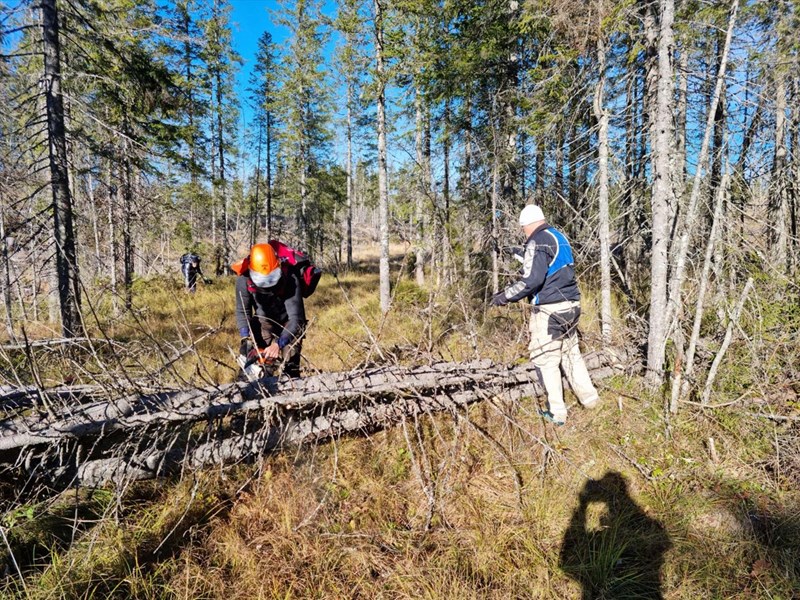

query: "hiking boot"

left=538, top=409, right=566, bottom=426
left=582, top=395, right=600, bottom=410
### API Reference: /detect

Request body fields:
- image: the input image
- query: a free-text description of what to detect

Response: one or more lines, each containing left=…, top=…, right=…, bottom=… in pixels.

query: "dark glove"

left=239, top=337, right=253, bottom=357
left=490, top=292, right=509, bottom=307
left=203, top=278, right=212, bottom=284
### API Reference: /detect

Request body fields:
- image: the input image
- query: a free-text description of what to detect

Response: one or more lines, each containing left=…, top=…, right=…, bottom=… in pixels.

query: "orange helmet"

left=248, top=243, right=282, bottom=288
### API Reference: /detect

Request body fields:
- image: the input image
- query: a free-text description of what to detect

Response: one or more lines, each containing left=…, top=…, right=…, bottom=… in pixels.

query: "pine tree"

left=249, top=30, right=280, bottom=240
left=273, top=0, right=332, bottom=251
left=204, top=0, right=240, bottom=268
left=334, top=0, right=368, bottom=269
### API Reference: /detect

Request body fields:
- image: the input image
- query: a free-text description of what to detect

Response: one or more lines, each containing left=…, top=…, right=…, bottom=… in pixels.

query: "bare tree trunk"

left=0, top=203, right=13, bottom=336
left=791, top=72, right=800, bottom=274
left=491, top=150, right=500, bottom=294
left=300, top=145, right=309, bottom=249
left=644, top=0, right=675, bottom=386
left=414, top=88, right=426, bottom=286
left=1, top=352, right=625, bottom=488
left=41, top=0, right=82, bottom=337
left=769, top=57, right=789, bottom=271
left=670, top=169, right=730, bottom=412
left=346, top=89, right=354, bottom=269
left=266, top=112, right=273, bottom=240
left=210, top=118, right=218, bottom=249
left=554, top=132, right=564, bottom=202
left=442, top=99, right=452, bottom=285
left=622, top=61, right=640, bottom=283
left=675, top=40, right=689, bottom=201
left=426, top=110, right=438, bottom=284
left=663, top=0, right=738, bottom=363
left=594, top=32, right=612, bottom=345
left=701, top=277, right=753, bottom=405
left=86, top=172, right=102, bottom=275
left=461, top=98, right=473, bottom=275
left=535, top=136, right=545, bottom=194
left=122, top=137, right=134, bottom=311
left=216, top=59, right=230, bottom=267
left=374, top=0, right=390, bottom=313
left=252, top=120, right=262, bottom=248
left=108, top=181, right=119, bottom=317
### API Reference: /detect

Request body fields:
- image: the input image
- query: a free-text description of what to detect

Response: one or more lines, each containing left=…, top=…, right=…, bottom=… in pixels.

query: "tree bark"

left=346, top=82, right=354, bottom=269
left=663, top=0, right=738, bottom=370
left=1, top=352, right=626, bottom=488
left=670, top=170, right=730, bottom=412
left=594, top=32, right=612, bottom=345
left=108, top=179, right=119, bottom=317
left=41, top=0, right=82, bottom=337
left=644, top=0, right=676, bottom=386
left=374, top=0, right=391, bottom=313
left=266, top=112, right=273, bottom=239
left=442, top=99, right=452, bottom=285
left=414, top=88, right=426, bottom=286
left=122, top=135, right=134, bottom=311
left=770, top=50, right=789, bottom=271
left=675, top=39, right=689, bottom=201
left=491, top=150, right=500, bottom=294
left=701, top=277, right=753, bottom=405
left=0, top=203, right=13, bottom=336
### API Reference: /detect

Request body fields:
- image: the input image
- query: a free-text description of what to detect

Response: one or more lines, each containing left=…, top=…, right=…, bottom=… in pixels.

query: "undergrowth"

left=1, top=259, right=798, bottom=599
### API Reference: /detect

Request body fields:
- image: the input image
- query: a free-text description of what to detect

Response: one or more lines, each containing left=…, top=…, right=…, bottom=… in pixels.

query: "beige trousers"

left=528, top=300, right=598, bottom=420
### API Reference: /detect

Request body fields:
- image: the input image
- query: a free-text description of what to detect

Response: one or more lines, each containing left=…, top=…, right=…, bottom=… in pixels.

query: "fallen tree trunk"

left=2, top=350, right=627, bottom=491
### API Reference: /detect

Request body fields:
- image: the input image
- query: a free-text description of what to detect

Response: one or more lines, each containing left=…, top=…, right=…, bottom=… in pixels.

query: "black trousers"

left=183, top=268, right=198, bottom=292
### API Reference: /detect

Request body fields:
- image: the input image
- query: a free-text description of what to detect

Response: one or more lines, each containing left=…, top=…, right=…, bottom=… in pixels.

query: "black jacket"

left=235, top=265, right=306, bottom=348
left=501, top=223, right=580, bottom=306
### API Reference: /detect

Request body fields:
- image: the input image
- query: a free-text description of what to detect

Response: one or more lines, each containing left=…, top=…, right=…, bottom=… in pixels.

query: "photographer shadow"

left=559, top=471, right=672, bottom=599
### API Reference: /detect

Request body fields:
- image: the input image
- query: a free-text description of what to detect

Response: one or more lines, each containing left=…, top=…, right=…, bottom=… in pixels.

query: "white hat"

left=519, top=204, right=545, bottom=226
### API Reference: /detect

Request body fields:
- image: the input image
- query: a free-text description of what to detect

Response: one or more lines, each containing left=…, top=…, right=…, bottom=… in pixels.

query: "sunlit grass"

left=2, top=253, right=799, bottom=599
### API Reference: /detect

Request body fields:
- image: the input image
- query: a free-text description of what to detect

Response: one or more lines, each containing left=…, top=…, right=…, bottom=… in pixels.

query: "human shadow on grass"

left=559, top=471, right=672, bottom=599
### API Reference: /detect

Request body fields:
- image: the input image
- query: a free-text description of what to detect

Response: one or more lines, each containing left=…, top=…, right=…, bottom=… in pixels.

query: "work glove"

left=239, top=337, right=253, bottom=358
left=490, top=292, right=509, bottom=307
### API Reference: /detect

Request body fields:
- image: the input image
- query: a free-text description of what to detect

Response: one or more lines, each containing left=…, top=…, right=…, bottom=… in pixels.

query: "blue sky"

left=228, top=0, right=349, bottom=166
left=228, top=0, right=288, bottom=133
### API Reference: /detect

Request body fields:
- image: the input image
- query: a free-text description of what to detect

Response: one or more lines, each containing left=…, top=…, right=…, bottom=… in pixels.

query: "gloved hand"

left=203, top=278, right=212, bottom=284
left=490, top=292, right=508, bottom=307
left=239, top=337, right=253, bottom=358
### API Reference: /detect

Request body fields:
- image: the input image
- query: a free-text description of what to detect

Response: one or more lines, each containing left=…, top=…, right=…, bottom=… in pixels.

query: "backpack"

left=267, top=240, right=321, bottom=298
left=181, top=253, right=200, bottom=268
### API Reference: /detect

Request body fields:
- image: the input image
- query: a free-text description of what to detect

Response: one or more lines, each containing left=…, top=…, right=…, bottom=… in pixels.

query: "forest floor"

left=1, top=248, right=799, bottom=599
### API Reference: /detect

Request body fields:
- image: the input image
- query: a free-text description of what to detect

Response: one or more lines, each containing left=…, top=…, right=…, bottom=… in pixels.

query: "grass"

left=1, top=255, right=799, bottom=599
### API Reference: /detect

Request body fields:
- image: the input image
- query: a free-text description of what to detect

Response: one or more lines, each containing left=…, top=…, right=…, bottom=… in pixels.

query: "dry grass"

left=2, top=255, right=799, bottom=599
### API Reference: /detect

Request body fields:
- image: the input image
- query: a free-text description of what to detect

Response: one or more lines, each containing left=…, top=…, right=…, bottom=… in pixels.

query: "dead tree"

left=0, top=351, right=626, bottom=496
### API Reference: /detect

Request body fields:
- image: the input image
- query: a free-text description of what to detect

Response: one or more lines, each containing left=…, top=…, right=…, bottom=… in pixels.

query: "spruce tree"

left=273, top=0, right=332, bottom=251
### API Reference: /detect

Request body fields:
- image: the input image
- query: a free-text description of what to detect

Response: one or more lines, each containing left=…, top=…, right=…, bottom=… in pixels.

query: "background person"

left=180, top=251, right=206, bottom=293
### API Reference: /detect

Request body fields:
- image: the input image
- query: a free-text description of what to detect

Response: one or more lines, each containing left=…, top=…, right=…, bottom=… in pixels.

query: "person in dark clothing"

left=233, top=243, right=306, bottom=378
left=490, top=204, right=598, bottom=425
left=180, top=252, right=205, bottom=293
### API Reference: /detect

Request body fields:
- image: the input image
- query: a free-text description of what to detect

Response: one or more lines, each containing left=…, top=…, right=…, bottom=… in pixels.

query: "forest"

left=0, top=0, right=798, bottom=597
